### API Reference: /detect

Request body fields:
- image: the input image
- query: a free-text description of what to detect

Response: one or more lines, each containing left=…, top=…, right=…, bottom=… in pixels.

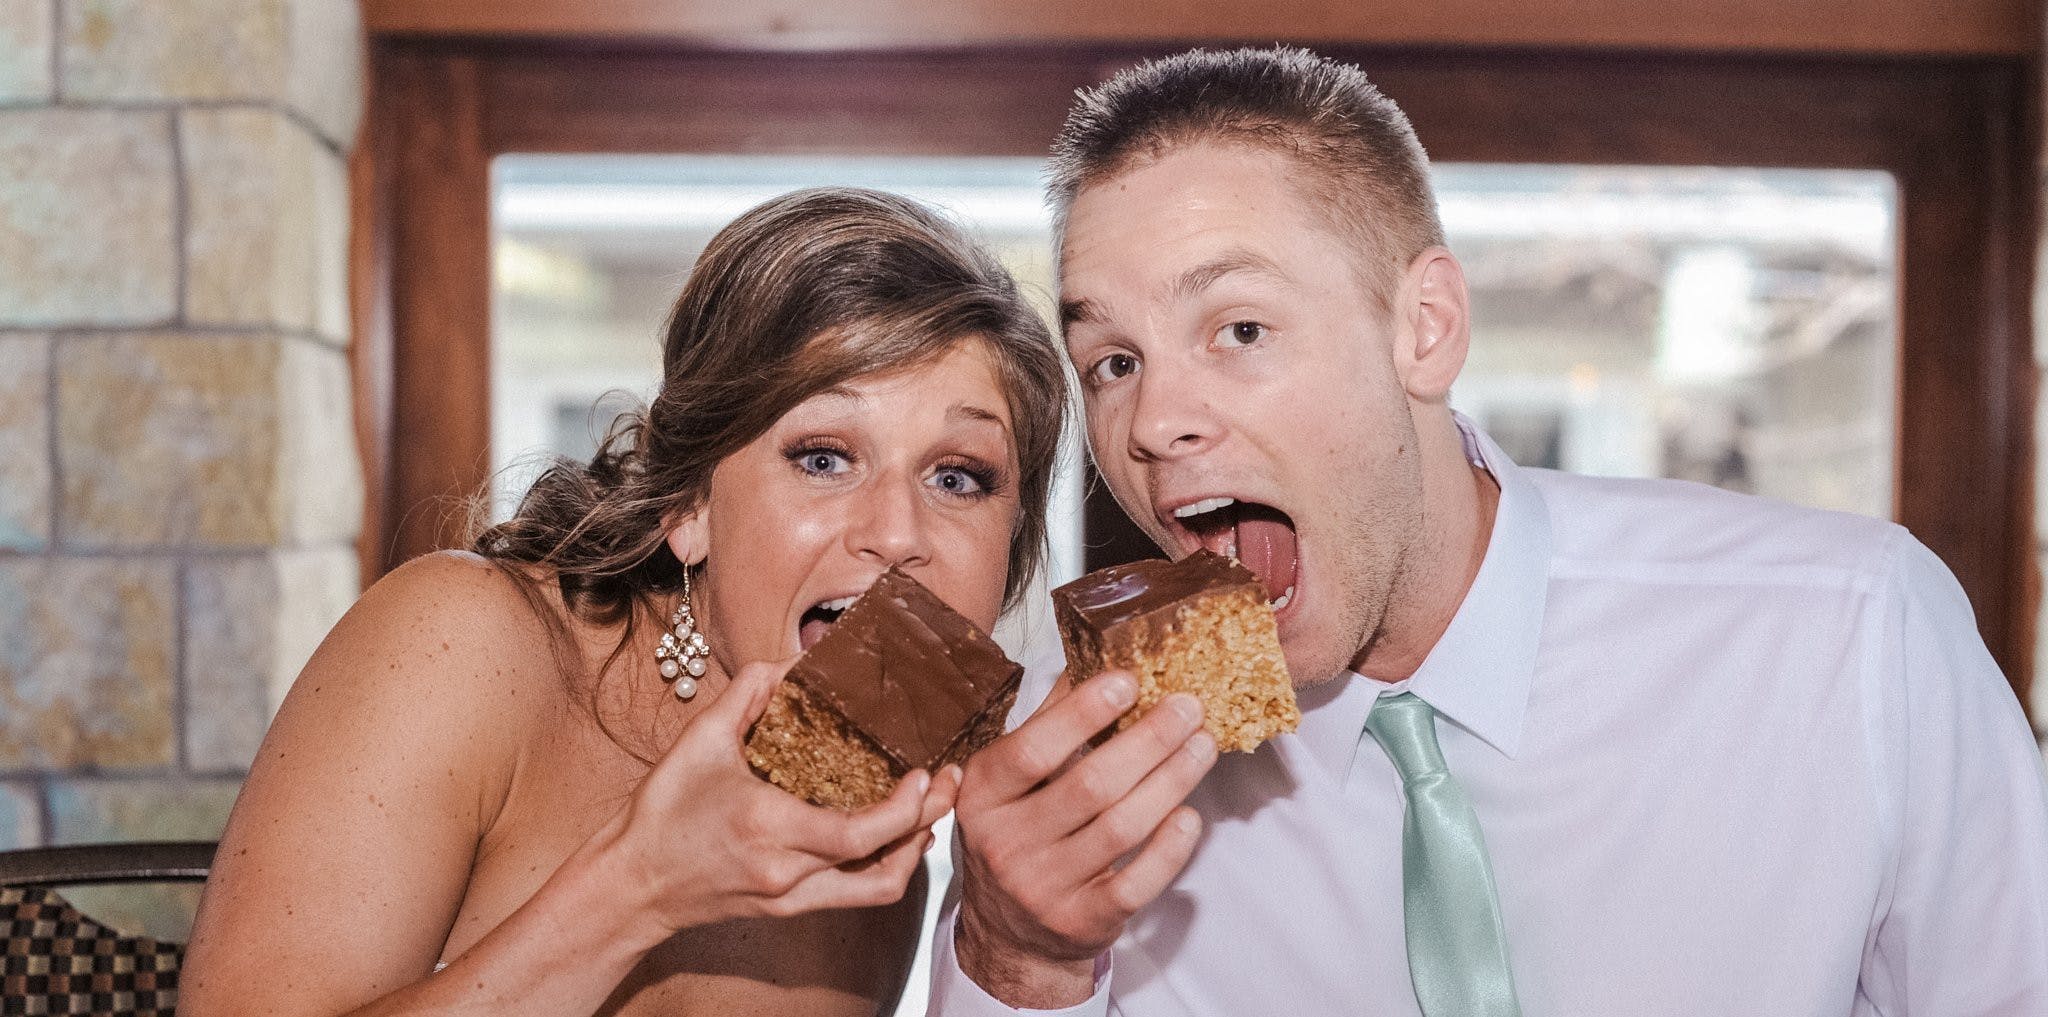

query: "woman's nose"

left=844, top=474, right=932, bottom=569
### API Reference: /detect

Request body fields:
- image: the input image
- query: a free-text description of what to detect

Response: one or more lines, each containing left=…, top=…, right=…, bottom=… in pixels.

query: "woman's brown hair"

left=472, top=186, right=1067, bottom=640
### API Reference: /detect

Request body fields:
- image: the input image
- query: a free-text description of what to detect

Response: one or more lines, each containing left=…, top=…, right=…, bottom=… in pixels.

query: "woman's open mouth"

left=797, top=595, right=858, bottom=651
left=1170, top=497, right=1301, bottom=614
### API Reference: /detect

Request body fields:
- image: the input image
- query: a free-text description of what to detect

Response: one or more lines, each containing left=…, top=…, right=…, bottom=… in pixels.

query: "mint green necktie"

left=1365, top=692, right=1523, bottom=1017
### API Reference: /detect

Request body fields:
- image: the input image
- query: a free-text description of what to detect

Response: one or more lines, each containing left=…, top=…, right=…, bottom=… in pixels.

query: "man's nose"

left=1127, top=359, right=1220, bottom=463
left=844, top=472, right=933, bottom=569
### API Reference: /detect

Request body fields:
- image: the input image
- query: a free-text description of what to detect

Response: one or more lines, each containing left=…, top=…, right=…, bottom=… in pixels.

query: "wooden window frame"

left=352, top=40, right=2037, bottom=706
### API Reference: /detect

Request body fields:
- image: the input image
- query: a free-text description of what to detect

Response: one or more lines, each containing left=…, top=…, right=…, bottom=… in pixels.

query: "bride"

left=180, top=187, right=1068, bottom=1016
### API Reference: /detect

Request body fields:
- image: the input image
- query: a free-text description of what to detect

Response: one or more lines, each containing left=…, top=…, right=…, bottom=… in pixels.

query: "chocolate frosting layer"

left=788, top=567, right=1022, bottom=771
left=1054, top=550, right=1259, bottom=630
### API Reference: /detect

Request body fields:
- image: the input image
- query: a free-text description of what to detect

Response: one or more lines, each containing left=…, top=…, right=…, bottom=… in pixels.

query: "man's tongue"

left=1195, top=503, right=1298, bottom=603
left=1234, top=505, right=1298, bottom=602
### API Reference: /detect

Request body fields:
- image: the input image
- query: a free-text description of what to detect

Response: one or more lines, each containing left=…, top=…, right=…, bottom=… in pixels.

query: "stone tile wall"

left=0, top=0, right=365, bottom=907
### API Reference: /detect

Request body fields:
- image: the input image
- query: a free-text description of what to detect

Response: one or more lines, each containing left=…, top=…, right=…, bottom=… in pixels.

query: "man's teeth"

left=817, top=596, right=857, bottom=612
left=1173, top=496, right=1237, bottom=519
left=1271, top=586, right=1295, bottom=611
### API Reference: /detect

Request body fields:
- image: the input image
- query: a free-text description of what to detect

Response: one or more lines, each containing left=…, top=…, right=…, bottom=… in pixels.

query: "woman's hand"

left=605, top=658, right=959, bottom=936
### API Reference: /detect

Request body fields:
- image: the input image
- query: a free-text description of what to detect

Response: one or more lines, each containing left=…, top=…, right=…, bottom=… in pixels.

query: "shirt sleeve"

left=1859, top=533, right=2048, bottom=1013
left=927, top=892, right=1115, bottom=1017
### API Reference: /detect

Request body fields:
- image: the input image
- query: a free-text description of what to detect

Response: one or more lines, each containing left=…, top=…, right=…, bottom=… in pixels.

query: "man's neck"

left=1349, top=412, right=1501, bottom=682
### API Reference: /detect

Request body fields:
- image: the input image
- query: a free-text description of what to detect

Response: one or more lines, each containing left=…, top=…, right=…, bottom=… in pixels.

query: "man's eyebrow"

left=1059, top=249, right=1285, bottom=331
left=1173, top=249, right=1289, bottom=300
left=1059, top=297, right=1100, bottom=329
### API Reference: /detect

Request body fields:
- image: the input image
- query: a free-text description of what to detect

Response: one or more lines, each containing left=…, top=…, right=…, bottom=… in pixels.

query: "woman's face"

left=679, top=339, right=1022, bottom=670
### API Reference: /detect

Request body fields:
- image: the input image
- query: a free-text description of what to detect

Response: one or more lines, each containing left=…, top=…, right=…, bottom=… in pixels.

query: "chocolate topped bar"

left=1054, top=550, right=1298, bottom=753
left=746, top=567, right=1022, bottom=809
left=1057, top=549, right=1256, bottom=632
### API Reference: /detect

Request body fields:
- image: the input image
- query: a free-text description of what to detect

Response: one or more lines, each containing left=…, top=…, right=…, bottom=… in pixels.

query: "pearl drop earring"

left=655, top=567, right=710, bottom=700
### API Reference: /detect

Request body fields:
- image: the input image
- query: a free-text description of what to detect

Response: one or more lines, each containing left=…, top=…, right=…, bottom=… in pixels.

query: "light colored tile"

left=58, top=333, right=284, bottom=548
left=0, top=333, right=51, bottom=549
left=0, top=780, right=41, bottom=850
left=284, top=0, right=364, bottom=148
left=0, top=0, right=54, bottom=102
left=60, top=0, right=284, bottom=103
left=182, top=108, right=350, bottom=340
left=0, top=557, right=176, bottom=768
left=278, top=340, right=362, bottom=543
left=184, top=546, right=357, bottom=770
left=0, top=110, right=176, bottom=327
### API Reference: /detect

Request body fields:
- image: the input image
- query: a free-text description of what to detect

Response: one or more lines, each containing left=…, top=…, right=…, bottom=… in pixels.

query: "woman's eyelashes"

left=785, top=439, right=856, bottom=478
left=782, top=438, right=1008, bottom=501
left=928, top=458, right=1006, bottom=500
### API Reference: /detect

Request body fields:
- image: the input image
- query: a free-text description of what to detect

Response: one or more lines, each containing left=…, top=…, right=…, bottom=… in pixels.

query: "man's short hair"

left=1048, top=46, right=1447, bottom=314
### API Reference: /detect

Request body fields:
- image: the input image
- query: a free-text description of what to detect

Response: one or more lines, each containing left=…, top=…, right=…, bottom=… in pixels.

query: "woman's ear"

left=663, top=503, right=710, bottom=571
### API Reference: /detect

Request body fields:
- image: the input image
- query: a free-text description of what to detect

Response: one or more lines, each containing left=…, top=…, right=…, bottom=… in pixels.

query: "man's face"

left=1060, top=141, right=1425, bottom=686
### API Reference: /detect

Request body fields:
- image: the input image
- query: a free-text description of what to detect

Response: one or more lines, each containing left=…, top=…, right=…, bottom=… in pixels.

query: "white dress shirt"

left=931, top=425, right=2048, bottom=1016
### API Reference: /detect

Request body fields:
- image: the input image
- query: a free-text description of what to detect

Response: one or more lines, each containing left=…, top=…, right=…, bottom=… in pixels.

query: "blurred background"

left=0, top=1, right=2038, bottom=1008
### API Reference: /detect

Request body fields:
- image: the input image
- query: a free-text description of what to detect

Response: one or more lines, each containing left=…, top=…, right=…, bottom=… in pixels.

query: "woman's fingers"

left=710, top=658, right=792, bottom=740
left=774, top=828, right=935, bottom=916
left=920, top=764, right=963, bottom=830
left=648, top=657, right=790, bottom=783
left=778, top=768, right=931, bottom=862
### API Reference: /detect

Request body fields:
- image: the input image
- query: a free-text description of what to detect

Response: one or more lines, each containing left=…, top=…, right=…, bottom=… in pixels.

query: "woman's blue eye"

left=795, top=449, right=850, bottom=476
left=930, top=467, right=984, bottom=495
left=1220, top=321, right=1267, bottom=346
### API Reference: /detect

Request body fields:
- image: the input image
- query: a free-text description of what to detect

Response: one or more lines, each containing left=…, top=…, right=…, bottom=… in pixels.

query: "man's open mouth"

left=1169, top=497, right=1300, bottom=612
left=798, top=595, right=858, bottom=651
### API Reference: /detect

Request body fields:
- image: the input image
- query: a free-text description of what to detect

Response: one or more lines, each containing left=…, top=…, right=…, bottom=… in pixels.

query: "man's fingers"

left=1092, top=805, right=1203, bottom=924
left=1027, top=669, right=1076, bottom=717
left=964, top=671, right=1139, bottom=805
left=1063, top=727, right=1216, bottom=868
left=1022, top=692, right=1207, bottom=839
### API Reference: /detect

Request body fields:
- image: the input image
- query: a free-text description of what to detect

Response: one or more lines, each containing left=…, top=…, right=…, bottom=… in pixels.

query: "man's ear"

left=663, top=502, right=710, bottom=572
left=1392, top=247, right=1472, bottom=404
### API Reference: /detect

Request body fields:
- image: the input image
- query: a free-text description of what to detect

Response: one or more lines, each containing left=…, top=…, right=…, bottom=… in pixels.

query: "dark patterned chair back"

left=0, top=843, right=214, bottom=1017
left=2, top=886, right=182, bottom=1016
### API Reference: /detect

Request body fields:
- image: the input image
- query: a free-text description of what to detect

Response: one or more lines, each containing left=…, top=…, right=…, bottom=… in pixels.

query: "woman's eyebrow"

left=948, top=404, right=1011, bottom=431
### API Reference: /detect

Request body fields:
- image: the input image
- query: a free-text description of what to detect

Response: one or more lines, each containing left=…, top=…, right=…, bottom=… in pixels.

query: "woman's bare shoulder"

left=320, top=551, right=569, bottom=695
left=183, top=551, right=580, bottom=1004
left=259, top=550, right=583, bottom=799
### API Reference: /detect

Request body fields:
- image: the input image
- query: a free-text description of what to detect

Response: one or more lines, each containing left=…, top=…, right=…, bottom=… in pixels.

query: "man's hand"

left=953, top=671, right=1218, bottom=1008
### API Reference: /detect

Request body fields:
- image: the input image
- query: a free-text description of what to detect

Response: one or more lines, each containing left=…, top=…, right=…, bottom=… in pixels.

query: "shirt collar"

left=1291, top=412, right=1552, bottom=779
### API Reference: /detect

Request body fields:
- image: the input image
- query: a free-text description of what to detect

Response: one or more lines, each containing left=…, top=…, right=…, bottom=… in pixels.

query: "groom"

left=932, top=46, right=2048, bottom=1015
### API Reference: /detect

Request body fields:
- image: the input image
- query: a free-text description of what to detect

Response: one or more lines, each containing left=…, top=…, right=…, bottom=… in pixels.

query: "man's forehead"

left=1060, top=245, right=1292, bottom=330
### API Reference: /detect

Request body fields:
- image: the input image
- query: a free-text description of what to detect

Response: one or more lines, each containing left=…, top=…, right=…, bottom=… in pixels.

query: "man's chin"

left=1277, top=635, right=1355, bottom=690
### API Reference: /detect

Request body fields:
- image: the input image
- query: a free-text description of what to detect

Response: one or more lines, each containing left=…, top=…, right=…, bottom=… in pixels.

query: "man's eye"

left=1218, top=321, right=1268, bottom=346
left=1090, top=352, right=1139, bottom=384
